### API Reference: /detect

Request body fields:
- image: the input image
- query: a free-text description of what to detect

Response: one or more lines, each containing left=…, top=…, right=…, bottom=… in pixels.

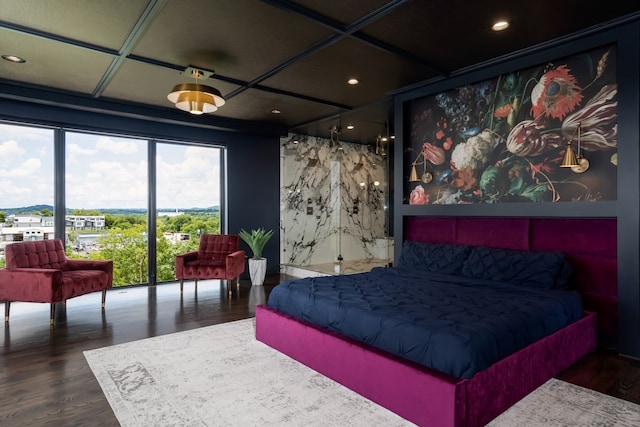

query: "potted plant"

left=239, top=228, right=274, bottom=286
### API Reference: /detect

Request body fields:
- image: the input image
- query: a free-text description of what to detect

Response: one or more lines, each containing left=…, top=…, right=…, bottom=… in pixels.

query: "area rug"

left=85, top=318, right=640, bottom=427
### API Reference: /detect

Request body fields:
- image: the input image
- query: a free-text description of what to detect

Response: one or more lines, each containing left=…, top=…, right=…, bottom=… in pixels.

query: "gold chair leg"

left=50, top=303, right=56, bottom=325
left=4, top=301, right=10, bottom=323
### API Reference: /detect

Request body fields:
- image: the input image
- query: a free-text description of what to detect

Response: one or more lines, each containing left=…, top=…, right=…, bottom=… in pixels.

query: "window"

left=155, top=143, right=222, bottom=283
left=65, top=132, right=148, bottom=286
left=0, top=123, right=55, bottom=267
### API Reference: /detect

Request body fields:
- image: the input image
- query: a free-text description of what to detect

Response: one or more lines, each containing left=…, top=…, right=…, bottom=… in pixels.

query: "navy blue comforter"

left=267, top=267, right=583, bottom=379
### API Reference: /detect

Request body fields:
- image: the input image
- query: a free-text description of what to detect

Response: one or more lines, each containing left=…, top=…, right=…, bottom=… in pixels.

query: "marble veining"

left=280, top=133, right=391, bottom=269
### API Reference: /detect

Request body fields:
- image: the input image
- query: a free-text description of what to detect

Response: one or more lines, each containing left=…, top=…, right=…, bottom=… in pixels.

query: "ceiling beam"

left=92, top=0, right=169, bottom=98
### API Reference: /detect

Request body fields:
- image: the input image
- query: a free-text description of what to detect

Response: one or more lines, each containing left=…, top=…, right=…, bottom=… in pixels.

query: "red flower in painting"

left=530, top=65, right=583, bottom=120
left=494, top=104, right=512, bottom=118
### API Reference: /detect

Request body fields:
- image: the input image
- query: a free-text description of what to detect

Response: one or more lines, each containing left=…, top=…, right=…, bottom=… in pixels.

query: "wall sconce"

left=560, top=122, right=589, bottom=173
left=408, top=156, right=432, bottom=183
left=376, top=135, right=388, bottom=157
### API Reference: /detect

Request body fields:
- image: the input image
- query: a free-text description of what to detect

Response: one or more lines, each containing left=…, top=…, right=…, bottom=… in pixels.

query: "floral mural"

left=404, top=45, right=617, bottom=205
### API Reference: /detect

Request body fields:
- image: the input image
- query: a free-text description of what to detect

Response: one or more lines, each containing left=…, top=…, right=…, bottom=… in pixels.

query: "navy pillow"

left=461, top=246, right=566, bottom=289
left=398, top=241, right=471, bottom=275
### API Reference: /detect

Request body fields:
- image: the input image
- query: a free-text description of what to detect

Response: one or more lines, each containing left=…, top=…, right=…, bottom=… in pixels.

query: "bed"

left=256, top=217, right=616, bottom=426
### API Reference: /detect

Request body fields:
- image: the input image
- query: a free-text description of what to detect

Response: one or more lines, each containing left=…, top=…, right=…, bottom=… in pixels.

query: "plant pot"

left=248, top=258, right=267, bottom=286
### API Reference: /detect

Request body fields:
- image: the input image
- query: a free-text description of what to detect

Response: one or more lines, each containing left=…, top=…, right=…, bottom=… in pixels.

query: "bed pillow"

left=398, top=241, right=471, bottom=274
left=461, top=246, right=566, bottom=289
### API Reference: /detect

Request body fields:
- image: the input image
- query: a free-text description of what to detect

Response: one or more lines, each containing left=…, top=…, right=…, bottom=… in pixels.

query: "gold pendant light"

left=168, top=67, right=225, bottom=115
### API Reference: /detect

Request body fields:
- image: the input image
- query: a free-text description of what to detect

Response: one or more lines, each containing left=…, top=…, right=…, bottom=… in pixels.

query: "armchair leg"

left=4, top=301, right=9, bottom=323
left=50, top=303, right=56, bottom=325
left=179, top=279, right=184, bottom=294
left=102, top=289, right=107, bottom=309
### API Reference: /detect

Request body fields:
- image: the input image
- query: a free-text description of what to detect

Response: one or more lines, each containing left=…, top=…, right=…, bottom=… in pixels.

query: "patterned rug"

left=85, top=318, right=640, bottom=426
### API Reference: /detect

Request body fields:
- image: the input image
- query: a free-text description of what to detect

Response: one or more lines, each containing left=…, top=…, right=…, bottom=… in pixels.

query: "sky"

left=0, top=123, right=221, bottom=210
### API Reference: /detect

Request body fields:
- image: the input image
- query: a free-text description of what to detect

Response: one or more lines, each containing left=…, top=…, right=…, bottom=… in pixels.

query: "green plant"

left=239, top=228, right=274, bottom=259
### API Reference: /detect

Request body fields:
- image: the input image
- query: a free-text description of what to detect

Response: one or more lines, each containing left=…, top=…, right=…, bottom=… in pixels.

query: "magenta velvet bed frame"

left=256, top=217, right=615, bottom=426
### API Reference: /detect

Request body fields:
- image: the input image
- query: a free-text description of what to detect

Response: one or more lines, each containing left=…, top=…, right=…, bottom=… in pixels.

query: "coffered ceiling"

left=0, top=0, right=638, bottom=144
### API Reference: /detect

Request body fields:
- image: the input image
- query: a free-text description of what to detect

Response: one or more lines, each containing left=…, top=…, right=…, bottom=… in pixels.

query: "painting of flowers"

left=404, top=45, right=617, bottom=205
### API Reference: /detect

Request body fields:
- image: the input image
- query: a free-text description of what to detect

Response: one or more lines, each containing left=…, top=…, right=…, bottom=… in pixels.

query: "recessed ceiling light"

left=2, top=54, right=26, bottom=63
left=492, top=20, right=509, bottom=31
left=271, top=109, right=281, bottom=114
left=347, top=78, right=359, bottom=85
left=346, top=125, right=354, bottom=130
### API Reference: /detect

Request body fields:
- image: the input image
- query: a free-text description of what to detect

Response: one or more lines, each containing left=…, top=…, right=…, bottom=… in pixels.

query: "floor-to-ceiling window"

left=155, top=142, right=222, bottom=283
left=0, top=123, right=55, bottom=268
left=65, top=131, right=149, bottom=286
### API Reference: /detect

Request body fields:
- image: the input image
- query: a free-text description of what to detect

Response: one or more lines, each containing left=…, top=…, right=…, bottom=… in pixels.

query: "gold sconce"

left=560, top=122, right=589, bottom=173
left=408, top=150, right=433, bottom=184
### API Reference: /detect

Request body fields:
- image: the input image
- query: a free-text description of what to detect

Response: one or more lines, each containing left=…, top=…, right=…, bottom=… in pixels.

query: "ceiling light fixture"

left=167, top=67, right=224, bottom=115
left=2, top=54, right=26, bottom=63
left=347, top=78, right=359, bottom=85
left=346, top=125, right=354, bottom=130
left=271, top=109, right=281, bottom=114
left=492, top=20, right=510, bottom=31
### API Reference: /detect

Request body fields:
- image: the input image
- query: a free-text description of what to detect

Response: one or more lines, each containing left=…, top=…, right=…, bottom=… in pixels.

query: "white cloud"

left=95, top=136, right=140, bottom=154
left=0, top=140, right=25, bottom=167
left=0, top=126, right=221, bottom=210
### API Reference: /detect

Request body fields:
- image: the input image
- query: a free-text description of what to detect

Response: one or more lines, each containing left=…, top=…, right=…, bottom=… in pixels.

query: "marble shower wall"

left=280, top=133, right=390, bottom=267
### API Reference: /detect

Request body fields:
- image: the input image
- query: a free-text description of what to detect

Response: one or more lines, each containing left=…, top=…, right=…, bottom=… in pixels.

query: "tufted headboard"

left=404, top=216, right=618, bottom=347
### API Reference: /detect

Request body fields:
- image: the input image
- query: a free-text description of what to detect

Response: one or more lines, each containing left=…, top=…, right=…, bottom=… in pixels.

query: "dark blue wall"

left=226, top=133, right=281, bottom=274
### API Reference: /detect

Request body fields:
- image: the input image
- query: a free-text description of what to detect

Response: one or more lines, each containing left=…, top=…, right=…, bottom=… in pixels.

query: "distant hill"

left=0, top=205, right=219, bottom=216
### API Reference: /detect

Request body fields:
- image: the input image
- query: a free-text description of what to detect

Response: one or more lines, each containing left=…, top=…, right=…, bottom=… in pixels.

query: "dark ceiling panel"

left=217, top=88, right=339, bottom=126
left=0, top=0, right=149, bottom=50
left=261, top=37, right=436, bottom=108
left=291, top=98, right=394, bottom=143
left=289, top=0, right=396, bottom=26
left=361, top=0, right=640, bottom=73
left=131, top=0, right=333, bottom=82
left=0, top=29, right=114, bottom=94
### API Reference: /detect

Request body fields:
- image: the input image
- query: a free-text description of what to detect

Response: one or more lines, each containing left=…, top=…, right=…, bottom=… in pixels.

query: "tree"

left=91, top=225, right=148, bottom=286
left=0, top=211, right=5, bottom=223
left=72, top=209, right=101, bottom=216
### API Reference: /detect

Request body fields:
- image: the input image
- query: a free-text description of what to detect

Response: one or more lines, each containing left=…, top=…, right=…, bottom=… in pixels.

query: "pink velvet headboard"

left=404, top=217, right=618, bottom=345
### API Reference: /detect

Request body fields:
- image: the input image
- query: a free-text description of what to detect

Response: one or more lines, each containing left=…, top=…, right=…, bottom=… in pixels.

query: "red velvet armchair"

left=175, top=234, right=245, bottom=295
left=0, top=239, right=113, bottom=324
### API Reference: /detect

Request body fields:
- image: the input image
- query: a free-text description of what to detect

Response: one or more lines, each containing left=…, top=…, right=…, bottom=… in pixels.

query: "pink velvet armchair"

left=0, top=239, right=113, bottom=324
left=175, top=234, right=245, bottom=295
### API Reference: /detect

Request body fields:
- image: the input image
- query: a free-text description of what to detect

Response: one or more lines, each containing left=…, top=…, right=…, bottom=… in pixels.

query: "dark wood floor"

left=1, top=275, right=639, bottom=426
